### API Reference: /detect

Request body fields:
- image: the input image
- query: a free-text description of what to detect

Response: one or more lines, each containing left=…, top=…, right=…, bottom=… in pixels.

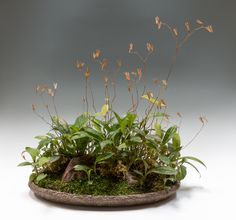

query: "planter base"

left=29, top=182, right=180, bottom=207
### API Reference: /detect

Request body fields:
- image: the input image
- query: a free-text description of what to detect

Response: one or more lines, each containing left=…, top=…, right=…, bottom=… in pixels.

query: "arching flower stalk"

left=155, top=16, right=214, bottom=82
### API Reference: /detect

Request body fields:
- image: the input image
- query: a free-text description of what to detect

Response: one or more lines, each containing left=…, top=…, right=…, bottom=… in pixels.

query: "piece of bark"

left=125, top=172, right=139, bottom=186
left=61, top=155, right=94, bottom=182
left=61, top=157, right=82, bottom=182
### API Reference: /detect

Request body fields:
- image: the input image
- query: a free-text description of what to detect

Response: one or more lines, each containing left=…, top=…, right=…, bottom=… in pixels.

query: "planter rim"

left=29, top=181, right=180, bottom=207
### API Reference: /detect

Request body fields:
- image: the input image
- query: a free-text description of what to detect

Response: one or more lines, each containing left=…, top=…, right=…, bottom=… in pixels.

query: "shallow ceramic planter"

left=29, top=182, right=180, bottom=207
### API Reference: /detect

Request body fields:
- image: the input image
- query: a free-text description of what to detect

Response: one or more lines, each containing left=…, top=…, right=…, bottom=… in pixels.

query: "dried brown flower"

left=146, top=42, right=154, bottom=53
left=32, top=104, right=36, bottom=111
left=147, top=91, right=153, bottom=99
left=84, top=67, right=90, bottom=79
left=177, top=112, right=182, bottom=118
left=128, top=43, right=134, bottom=53
left=93, top=49, right=101, bottom=59
left=36, top=85, right=41, bottom=93
left=205, top=25, right=214, bottom=33
left=101, top=59, right=108, bottom=70
left=184, top=21, right=191, bottom=32
left=104, top=76, right=108, bottom=83
left=153, top=78, right=159, bottom=85
left=199, top=116, right=208, bottom=124
left=47, top=88, right=55, bottom=97
left=137, top=68, right=142, bottom=80
left=162, top=80, right=168, bottom=88
left=124, top=72, right=130, bottom=81
left=155, top=16, right=162, bottom=29
left=196, top=19, right=204, bottom=25
left=75, top=60, right=85, bottom=70
left=53, top=82, right=58, bottom=90
left=173, top=28, right=178, bottom=37
left=159, top=99, right=166, bottom=108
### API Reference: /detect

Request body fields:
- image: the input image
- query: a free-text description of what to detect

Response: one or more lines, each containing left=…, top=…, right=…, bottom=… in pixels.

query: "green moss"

left=36, top=174, right=141, bottom=196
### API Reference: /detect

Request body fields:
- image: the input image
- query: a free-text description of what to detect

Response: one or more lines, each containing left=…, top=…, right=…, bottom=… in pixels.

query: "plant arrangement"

left=19, top=17, right=213, bottom=202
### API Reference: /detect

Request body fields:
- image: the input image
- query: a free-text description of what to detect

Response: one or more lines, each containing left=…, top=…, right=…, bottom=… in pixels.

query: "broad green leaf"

left=162, top=126, right=177, bottom=145
left=38, top=157, right=50, bottom=166
left=126, top=112, right=137, bottom=127
left=35, top=173, right=47, bottom=183
left=17, top=162, right=32, bottom=167
left=129, top=136, right=142, bottom=144
left=74, top=164, right=91, bottom=172
left=117, top=143, right=127, bottom=150
left=113, top=111, right=122, bottom=125
left=141, top=95, right=166, bottom=107
left=176, top=165, right=187, bottom=180
left=120, top=119, right=127, bottom=134
left=95, top=152, right=113, bottom=164
left=25, top=147, right=40, bottom=161
left=148, top=166, right=177, bottom=175
left=34, top=135, right=47, bottom=140
left=100, top=140, right=113, bottom=149
left=49, top=155, right=61, bottom=163
left=83, top=127, right=104, bottom=141
left=172, top=133, right=181, bottom=149
left=159, top=155, right=170, bottom=165
left=74, top=114, right=88, bottom=129
left=154, top=123, right=162, bottom=138
left=183, top=156, right=206, bottom=168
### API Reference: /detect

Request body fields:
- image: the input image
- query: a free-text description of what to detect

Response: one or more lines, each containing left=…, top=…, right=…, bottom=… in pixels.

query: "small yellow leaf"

left=101, top=104, right=109, bottom=117
left=141, top=95, right=166, bottom=108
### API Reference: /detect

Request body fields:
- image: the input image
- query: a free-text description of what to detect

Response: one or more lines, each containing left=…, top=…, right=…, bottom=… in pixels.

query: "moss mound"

left=35, top=174, right=174, bottom=196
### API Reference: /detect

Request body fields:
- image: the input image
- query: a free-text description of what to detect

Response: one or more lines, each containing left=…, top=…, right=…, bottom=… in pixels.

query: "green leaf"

left=176, top=165, right=187, bottom=181
left=74, top=164, right=91, bottom=172
left=154, top=123, right=162, bottom=138
left=83, top=127, right=104, bottom=141
left=148, top=166, right=177, bottom=175
left=129, top=136, right=142, bottom=144
left=49, top=155, right=61, bottom=163
left=159, top=155, right=170, bottom=165
left=34, top=135, right=47, bottom=140
left=74, top=114, right=88, bottom=129
left=126, top=112, right=137, bottom=127
left=35, top=173, right=47, bottom=184
left=162, top=126, right=177, bottom=145
left=172, top=133, right=181, bottom=149
left=100, top=140, right=113, bottom=149
left=133, top=170, right=144, bottom=177
left=182, top=156, right=206, bottom=168
left=38, top=157, right=50, bottom=166
left=184, top=161, right=201, bottom=176
left=113, top=111, right=122, bottom=125
left=95, top=152, right=114, bottom=164
left=17, top=162, right=32, bottom=167
left=117, top=143, right=127, bottom=150
left=25, top=147, right=40, bottom=161
left=120, top=119, right=127, bottom=134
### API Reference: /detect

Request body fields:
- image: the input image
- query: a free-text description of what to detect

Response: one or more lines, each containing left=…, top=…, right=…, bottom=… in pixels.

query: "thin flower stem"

left=85, top=78, right=89, bottom=114
left=183, top=124, right=205, bottom=148
left=33, top=110, right=51, bottom=126
left=88, top=80, right=97, bottom=113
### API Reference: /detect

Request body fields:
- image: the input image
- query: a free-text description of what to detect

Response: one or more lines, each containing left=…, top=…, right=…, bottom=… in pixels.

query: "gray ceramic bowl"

left=29, top=182, right=180, bottom=207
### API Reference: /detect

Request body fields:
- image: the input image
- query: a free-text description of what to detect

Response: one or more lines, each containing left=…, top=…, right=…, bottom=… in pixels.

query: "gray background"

left=0, top=1, right=235, bottom=218
left=0, top=0, right=235, bottom=119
